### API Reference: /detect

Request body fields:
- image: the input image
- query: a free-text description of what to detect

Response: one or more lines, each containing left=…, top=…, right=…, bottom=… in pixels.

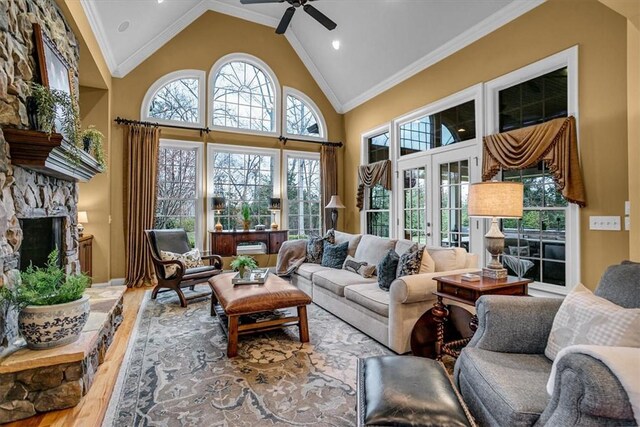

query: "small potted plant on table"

left=230, top=255, right=258, bottom=279
left=0, top=249, right=91, bottom=350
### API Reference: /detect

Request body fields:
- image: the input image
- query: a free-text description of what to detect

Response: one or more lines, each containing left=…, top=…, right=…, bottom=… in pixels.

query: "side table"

left=432, top=273, right=531, bottom=360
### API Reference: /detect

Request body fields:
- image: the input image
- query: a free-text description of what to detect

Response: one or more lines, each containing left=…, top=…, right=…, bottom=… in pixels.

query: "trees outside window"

left=362, top=130, right=391, bottom=237
left=286, top=153, right=321, bottom=239
left=141, top=70, right=206, bottom=127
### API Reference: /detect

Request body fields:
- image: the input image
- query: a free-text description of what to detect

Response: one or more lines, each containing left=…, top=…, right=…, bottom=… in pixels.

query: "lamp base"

left=214, top=221, right=223, bottom=232
left=271, top=222, right=279, bottom=231
left=482, top=267, right=508, bottom=280
left=77, top=224, right=84, bottom=236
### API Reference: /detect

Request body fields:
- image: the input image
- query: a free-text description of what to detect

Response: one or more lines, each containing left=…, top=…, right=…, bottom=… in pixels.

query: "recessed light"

left=332, top=40, right=340, bottom=50
left=458, top=128, right=466, bottom=132
left=117, top=21, right=130, bottom=33
left=157, top=0, right=164, bottom=3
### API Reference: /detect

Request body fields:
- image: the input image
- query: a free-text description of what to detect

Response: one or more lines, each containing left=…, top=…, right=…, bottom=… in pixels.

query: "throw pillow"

left=321, top=241, right=349, bottom=269
left=396, top=244, right=423, bottom=278
left=306, top=230, right=336, bottom=264
left=342, top=255, right=376, bottom=278
left=545, top=283, right=640, bottom=360
left=419, top=247, right=435, bottom=273
left=160, top=248, right=204, bottom=278
left=377, top=249, right=400, bottom=291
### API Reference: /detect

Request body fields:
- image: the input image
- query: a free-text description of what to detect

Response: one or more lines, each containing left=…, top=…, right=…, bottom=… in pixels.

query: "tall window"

left=284, top=88, right=326, bottom=139
left=403, top=167, right=427, bottom=243
left=211, top=59, right=277, bottom=133
left=141, top=70, right=206, bottom=127
left=498, top=67, right=570, bottom=288
left=439, top=160, right=470, bottom=250
left=363, top=131, right=391, bottom=237
left=155, top=142, right=201, bottom=248
left=211, top=148, right=277, bottom=229
left=399, top=101, right=475, bottom=156
left=286, top=153, right=321, bottom=239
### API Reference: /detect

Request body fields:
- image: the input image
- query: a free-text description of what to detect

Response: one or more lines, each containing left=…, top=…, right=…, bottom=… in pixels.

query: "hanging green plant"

left=80, top=126, right=107, bottom=170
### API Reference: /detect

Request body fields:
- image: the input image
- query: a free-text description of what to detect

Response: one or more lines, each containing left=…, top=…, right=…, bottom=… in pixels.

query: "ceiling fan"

left=240, top=0, right=337, bottom=35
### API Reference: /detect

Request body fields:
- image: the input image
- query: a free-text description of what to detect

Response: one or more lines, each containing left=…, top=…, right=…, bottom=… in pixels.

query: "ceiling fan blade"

left=240, top=0, right=284, bottom=4
left=303, top=4, right=336, bottom=31
left=276, top=7, right=296, bottom=34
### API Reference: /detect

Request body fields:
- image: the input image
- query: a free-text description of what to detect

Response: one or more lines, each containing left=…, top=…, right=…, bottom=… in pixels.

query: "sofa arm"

left=389, top=268, right=480, bottom=304
left=467, top=295, right=563, bottom=354
left=537, top=353, right=635, bottom=426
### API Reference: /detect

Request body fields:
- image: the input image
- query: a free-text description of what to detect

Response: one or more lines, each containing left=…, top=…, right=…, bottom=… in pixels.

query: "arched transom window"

left=211, top=55, right=279, bottom=133
left=141, top=70, right=206, bottom=127
left=284, top=87, right=325, bottom=139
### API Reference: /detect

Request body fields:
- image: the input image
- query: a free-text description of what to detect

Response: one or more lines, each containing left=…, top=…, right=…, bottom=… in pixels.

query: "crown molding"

left=80, top=0, right=117, bottom=74
left=340, top=0, right=546, bottom=112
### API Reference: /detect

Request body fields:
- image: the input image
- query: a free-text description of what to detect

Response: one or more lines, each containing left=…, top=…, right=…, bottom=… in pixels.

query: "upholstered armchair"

left=145, top=229, right=223, bottom=307
left=454, top=262, right=639, bottom=426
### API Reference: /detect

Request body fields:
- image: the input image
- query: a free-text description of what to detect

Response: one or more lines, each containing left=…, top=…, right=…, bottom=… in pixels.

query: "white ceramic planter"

left=18, top=295, right=91, bottom=350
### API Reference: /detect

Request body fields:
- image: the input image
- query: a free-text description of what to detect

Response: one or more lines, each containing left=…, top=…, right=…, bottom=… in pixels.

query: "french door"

left=395, top=145, right=482, bottom=254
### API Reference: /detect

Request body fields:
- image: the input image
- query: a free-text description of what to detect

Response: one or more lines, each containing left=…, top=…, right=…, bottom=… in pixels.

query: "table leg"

left=432, top=296, right=450, bottom=361
left=298, top=305, right=310, bottom=343
left=210, top=289, right=218, bottom=317
left=227, top=315, right=238, bottom=358
left=470, top=314, right=479, bottom=332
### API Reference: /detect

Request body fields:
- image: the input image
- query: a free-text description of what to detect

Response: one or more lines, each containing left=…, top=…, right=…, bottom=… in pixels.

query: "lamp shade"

left=269, top=197, right=281, bottom=211
left=211, top=196, right=226, bottom=211
left=468, top=182, right=524, bottom=218
left=77, top=211, right=88, bottom=224
left=325, top=195, right=345, bottom=209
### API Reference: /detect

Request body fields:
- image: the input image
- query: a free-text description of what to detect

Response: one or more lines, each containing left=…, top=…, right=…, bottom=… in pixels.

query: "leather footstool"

left=357, top=356, right=474, bottom=427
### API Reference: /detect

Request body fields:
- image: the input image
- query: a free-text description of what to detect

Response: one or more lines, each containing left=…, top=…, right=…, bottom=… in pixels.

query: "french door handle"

left=427, top=222, right=431, bottom=227
left=427, top=232, right=432, bottom=237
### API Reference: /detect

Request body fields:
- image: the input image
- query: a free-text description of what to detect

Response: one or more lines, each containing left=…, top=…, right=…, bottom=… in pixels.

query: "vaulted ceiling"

left=81, top=0, right=545, bottom=112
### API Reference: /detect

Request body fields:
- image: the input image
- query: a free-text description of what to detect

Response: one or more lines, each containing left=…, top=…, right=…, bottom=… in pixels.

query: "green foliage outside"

left=0, top=250, right=89, bottom=309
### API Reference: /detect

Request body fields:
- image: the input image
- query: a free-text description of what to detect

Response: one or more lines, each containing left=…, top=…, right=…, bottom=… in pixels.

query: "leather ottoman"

left=357, top=356, right=474, bottom=426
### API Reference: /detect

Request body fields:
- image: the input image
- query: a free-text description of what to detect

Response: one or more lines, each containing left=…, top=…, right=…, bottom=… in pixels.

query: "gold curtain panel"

left=482, top=116, right=586, bottom=207
left=357, top=160, right=392, bottom=211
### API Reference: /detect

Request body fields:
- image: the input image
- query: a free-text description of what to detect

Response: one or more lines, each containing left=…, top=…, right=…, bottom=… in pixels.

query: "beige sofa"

left=291, top=231, right=479, bottom=354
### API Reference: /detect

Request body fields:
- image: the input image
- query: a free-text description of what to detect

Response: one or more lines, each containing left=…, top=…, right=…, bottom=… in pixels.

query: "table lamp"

left=212, top=196, right=226, bottom=232
left=77, top=211, right=88, bottom=236
left=325, top=195, right=345, bottom=230
left=467, top=181, right=523, bottom=279
left=269, top=197, right=281, bottom=230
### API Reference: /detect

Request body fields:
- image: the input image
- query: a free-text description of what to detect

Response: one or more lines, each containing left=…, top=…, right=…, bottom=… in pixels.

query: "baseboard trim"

left=109, top=278, right=126, bottom=286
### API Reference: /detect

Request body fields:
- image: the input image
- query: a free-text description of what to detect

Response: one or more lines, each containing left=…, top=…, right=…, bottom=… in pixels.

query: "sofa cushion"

left=334, top=230, right=362, bottom=257
left=427, top=247, right=467, bottom=272
left=595, top=261, right=640, bottom=308
left=355, top=235, right=397, bottom=268
left=345, top=283, right=390, bottom=317
left=457, top=348, right=551, bottom=426
left=313, top=269, right=376, bottom=297
left=296, top=263, right=331, bottom=281
left=322, top=241, right=349, bottom=269
left=545, top=283, right=640, bottom=360
left=395, top=239, right=417, bottom=257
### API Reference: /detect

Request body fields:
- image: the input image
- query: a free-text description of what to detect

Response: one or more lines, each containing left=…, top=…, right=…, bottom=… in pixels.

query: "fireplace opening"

left=19, top=217, right=64, bottom=270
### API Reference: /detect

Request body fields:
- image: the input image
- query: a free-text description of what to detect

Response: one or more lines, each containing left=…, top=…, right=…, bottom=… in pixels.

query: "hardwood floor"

left=8, top=288, right=146, bottom=427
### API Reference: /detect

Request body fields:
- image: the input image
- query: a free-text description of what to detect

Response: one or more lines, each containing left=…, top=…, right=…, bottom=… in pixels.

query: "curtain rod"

left=114, top=117, right=343, bottom=147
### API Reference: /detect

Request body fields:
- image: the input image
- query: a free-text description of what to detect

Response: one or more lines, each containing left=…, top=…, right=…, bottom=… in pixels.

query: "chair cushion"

left=595, top=261, right=640, bottom=308
left=359, top=356, right=473, bottom=427
left=160, top=248, right=203, bottom=278
left=182, top=265, right=220, bottom=281
left=355, top=235, right=396, bottom=267
left=545, top=283, right=640, bottom=360
left=334, top=230, right=362, bottom=257
left=296, top=263, right=331, bottom=281
left=457, top=348, right=551, bottom=426
left=345, top=283, right=390, bottom=317
left=313, top=269, right=376, bottom=297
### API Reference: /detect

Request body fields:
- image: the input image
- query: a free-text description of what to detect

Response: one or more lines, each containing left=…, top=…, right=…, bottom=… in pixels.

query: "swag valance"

left=482, top=116, right=586, bottom=207
left=357, top=160, right=392, bottom=211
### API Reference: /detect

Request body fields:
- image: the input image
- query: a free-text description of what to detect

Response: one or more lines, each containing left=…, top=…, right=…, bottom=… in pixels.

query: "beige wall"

left=343, top=0, right=630, bottom=289
left=107, top=11, right=345, bottom=280
left=628, top=21, right=640, bottom=260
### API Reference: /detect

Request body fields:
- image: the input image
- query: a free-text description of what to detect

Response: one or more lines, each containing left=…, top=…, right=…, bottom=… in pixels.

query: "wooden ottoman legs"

left=298, top=305, right=309, bottom=343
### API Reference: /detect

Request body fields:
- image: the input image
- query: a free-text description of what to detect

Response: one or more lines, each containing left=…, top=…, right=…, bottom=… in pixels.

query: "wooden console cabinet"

left=79, top=234, right=93, bottom=278
left=209, top=230, right=288, bottom=257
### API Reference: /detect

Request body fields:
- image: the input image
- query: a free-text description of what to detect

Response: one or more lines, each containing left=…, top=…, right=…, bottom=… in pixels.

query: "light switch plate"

left=625, top=201, right=631, bottom=216
left=625, top=217, right=631, bottom=231
left=589, top=216, right=621, bottom=231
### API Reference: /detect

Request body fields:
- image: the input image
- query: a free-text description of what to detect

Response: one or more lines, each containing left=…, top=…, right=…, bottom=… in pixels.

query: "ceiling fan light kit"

left=240, top=0, right=337, bottom=35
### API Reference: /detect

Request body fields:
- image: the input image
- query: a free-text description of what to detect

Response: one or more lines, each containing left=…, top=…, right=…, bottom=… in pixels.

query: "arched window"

left=283, top=87, right=326, bottom=140
left=141, top=70, right=206, bottom=128
left=210, top=54, right=280, bottom=134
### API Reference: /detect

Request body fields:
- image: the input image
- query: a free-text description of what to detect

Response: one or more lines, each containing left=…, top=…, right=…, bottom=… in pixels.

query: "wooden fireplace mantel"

left=2, top=128, right=103, bottom=182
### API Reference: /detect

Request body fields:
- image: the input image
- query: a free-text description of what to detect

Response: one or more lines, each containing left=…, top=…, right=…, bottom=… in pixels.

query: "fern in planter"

left=80, top=126, right=107, bottom=170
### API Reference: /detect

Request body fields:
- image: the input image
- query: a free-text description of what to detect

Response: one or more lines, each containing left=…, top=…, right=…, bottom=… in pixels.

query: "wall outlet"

left=589, top=216, right=621, bottom=231
left=625, top=216, right=631, bottom=231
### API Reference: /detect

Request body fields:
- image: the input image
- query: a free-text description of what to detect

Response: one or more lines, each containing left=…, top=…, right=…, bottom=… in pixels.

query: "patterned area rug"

left=103, top=286, right=392, bottom=426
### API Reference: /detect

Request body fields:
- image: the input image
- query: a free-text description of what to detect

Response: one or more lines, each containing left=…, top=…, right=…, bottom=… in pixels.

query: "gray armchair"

left=454, top=261, right=639, bottom=426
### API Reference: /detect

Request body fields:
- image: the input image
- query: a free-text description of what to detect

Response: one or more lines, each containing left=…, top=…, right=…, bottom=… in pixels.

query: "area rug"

left=103, top=286, right=392, bottom=426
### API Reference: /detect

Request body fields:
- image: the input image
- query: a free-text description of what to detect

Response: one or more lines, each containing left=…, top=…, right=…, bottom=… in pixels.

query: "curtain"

left=320, top=144, right=338, bottom=232
left=483, top=116, right=586, bottom=207
left=356, top=160, right=392, bottom=211
left=123, top=125, right=160, bottom=287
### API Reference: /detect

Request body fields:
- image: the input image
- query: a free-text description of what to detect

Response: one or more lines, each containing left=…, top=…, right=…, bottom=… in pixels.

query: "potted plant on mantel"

left=0, top=249, right=91, bottom=350
left=230, top=255, right=258, bottom=279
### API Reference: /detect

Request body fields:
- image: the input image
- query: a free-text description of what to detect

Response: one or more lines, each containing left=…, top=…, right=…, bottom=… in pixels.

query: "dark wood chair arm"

left=151, top=258, right=185, bottom=280
left=202, top=254, right=223, bottom=269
